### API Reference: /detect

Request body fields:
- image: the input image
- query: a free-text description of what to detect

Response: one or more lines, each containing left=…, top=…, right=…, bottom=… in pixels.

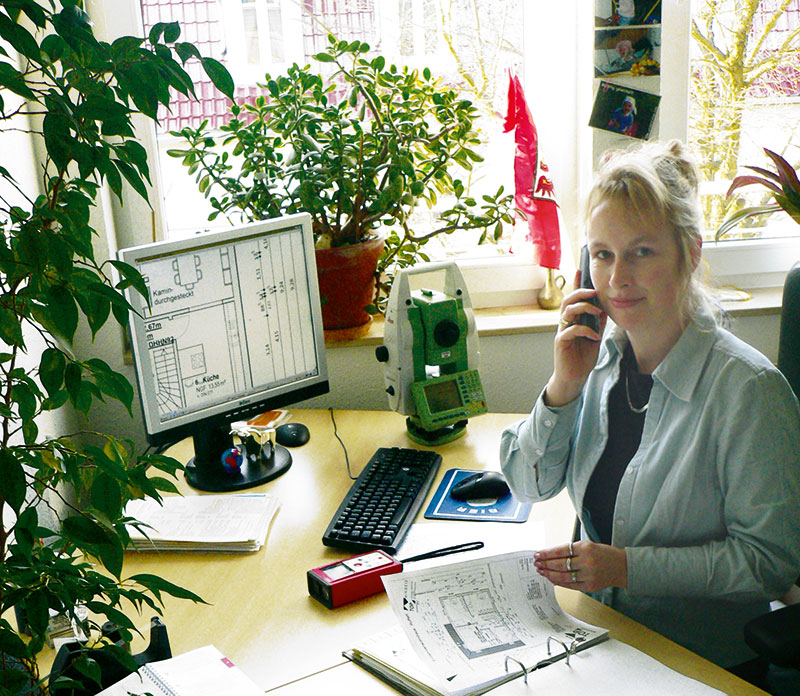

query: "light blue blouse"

left=500, top=306, right=800, bottom=667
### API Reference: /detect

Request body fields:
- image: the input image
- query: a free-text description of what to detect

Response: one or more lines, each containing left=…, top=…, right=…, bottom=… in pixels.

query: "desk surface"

left=113, top=409, right=764, bottom=695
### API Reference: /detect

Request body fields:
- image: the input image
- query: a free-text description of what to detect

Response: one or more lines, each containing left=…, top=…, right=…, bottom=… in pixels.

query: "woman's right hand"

left=544, top=270, right=606, bottom=408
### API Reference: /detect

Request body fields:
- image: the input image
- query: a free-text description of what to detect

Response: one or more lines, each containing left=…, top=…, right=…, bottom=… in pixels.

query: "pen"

left=398, top=541, right=485, bottom=564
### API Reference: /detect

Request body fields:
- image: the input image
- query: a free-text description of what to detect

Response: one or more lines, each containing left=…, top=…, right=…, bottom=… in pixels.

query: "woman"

left=499, top=140, right=800, bottom=673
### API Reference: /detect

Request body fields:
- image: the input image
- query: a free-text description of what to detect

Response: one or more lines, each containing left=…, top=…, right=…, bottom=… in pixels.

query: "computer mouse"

left=275, top=422, right=310, bottom=447
left=450, top=471, right=510, bottom=501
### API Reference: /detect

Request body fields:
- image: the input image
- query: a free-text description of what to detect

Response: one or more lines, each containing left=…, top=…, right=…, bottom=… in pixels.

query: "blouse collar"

left=598, top=304, right=717, bottom=402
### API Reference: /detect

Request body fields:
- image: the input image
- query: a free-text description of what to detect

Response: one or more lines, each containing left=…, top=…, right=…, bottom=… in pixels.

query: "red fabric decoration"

left=504, top=72, right=561, bottom=269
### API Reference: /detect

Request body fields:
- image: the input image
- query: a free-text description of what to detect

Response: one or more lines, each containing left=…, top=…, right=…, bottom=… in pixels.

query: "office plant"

left=0, top=1, right=233, bottom=692
left=169, top=36, right=516, bottom=323
left=716, top=148, right=800, bottom=240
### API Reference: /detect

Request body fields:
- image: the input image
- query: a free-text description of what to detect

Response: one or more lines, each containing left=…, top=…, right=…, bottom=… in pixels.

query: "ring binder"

left=546, top=637, right=578, bottom=667
left=503, top=636, right=578, bottom=686
left=503, top=656, right=530, bottom=685
left=345, top=626, right=728, bottom=696
left=502, top=635, right=580, bottom=688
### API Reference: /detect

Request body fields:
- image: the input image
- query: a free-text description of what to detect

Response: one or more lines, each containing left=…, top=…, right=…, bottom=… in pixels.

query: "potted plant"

left=168, top=35, right=516, bottom=329
left=0, top=2, right=233, bottom=693
left=716, top=147, right=800, bottom=239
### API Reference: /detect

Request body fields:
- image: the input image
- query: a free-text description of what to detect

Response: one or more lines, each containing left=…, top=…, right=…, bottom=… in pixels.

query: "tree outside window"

left=689, top=0, right=800, bottom=238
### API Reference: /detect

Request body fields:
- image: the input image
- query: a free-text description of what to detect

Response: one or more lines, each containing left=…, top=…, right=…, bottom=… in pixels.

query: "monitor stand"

left=184, top=424, right=292, bottom=492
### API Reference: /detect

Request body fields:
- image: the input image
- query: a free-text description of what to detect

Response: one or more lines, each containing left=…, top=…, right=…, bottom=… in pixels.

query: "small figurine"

left=221, top=446, right=243, bottom=474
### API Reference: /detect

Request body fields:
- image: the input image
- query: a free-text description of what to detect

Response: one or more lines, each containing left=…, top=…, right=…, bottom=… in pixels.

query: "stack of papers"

left=125, top=494, right=278, bottom=552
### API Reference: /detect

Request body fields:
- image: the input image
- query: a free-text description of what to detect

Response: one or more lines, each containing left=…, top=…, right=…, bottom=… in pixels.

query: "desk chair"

left=741, top=261, right=800, bottom=693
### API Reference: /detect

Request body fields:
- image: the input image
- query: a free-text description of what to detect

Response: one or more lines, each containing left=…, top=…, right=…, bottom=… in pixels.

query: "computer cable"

left=328, top=407, right=357, bottom=480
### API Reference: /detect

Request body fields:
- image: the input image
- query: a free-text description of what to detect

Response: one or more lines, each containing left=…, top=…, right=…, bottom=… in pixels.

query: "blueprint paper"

left=382, top=551, right=607, bottom=695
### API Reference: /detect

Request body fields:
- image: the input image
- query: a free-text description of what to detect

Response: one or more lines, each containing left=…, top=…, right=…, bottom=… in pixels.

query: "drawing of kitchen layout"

left=441, top=588, right=525, bottom=659
left=136, top=231, right=316, bottom=423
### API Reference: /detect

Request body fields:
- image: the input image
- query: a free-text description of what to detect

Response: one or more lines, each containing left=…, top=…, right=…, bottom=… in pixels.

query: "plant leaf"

left=726, top=174, right=782, bottom=198
left=763, top=148, right=800, bottom=195
left=91, top=474, right=123, bottom=519
left=130, top=574, right=206, bottom=603
left=201, top=57, right=235, bottom=100
left=0, top=448, right=26, bottom=513
left=39, top=347, right=67, bottom=396
left=46, top=286, right=79, bottom=341
left=715, top=204, right=782, bottom=240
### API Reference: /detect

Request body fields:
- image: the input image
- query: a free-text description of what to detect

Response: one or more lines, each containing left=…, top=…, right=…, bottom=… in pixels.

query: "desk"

left=115, top=409, right=765, bottom=695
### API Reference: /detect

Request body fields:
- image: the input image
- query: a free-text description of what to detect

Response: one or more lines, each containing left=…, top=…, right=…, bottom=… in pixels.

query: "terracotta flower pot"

left=315, top=235, right=385, bottom=330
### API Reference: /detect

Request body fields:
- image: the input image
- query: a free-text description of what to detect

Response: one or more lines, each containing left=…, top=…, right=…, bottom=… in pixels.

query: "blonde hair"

left=585, top=139, right=712, bottom=323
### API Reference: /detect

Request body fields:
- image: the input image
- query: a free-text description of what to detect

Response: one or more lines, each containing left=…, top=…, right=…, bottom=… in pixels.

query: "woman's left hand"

left=533, top=541, right=628, bottom=593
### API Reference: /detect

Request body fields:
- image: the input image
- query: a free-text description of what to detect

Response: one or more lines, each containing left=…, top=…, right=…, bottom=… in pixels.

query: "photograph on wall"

left=595, top=0, right=661, bottom=27
left=594, top=25, right=661, bottom=76
left=589, top=81, right=661, bottom=140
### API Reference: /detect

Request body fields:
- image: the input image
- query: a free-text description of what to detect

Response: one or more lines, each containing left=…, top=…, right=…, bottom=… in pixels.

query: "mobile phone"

left=577, top=245, right=600, bottom=333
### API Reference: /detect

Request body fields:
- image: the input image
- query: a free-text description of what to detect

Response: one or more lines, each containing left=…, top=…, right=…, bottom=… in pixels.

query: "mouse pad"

left=424, top=469, right=532, bottom=522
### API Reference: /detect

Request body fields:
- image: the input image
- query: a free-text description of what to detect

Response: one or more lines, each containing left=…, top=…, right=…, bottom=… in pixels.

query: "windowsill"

left=323, top=286, right=784, bottom=347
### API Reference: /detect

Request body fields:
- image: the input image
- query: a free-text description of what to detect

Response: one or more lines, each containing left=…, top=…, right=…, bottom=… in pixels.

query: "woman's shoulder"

left=701, top=324, right=798, bottom=409
left=709, top=323, right=778, bottom=377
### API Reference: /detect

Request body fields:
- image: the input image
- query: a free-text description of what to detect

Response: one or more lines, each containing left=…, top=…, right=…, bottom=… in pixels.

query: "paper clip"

left=546, top=636, right=578, bottom=666
left=503, top=656, right=531, bottom=685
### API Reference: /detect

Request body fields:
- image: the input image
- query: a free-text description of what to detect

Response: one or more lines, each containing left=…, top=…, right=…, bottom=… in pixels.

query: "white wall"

left=299, top=310, right=781, bottom=414
left=0, top=63, right=80, bottom=445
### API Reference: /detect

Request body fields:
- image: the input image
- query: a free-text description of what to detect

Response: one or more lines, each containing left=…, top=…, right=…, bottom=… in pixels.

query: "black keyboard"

left=322, top=447, right=441, bottom=554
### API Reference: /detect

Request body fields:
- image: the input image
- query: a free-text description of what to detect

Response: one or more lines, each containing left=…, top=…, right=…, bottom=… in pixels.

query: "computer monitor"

left=118, top=213, right=329, bottom=492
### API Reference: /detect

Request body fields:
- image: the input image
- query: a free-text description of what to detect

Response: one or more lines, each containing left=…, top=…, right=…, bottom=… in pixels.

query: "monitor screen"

left=118, top=213, right=329, bottom=491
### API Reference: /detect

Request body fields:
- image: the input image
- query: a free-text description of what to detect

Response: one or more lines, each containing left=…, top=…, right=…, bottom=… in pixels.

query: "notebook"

left=96, top=644, right=262, bottom=696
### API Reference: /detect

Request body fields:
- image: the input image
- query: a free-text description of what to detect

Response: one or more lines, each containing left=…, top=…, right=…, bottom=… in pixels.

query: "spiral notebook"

left=97, top=644, right=262, bottom=696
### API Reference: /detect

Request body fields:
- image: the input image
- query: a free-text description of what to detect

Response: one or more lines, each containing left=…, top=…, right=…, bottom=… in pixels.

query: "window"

left=138, top=0, right=527, bottom=256
left=689, top=0, right=800, bottom=237
left=242, top=0, right=262, bottom=64
left=688, top=0, right=800, bottom=288
left=126, top=0, right=585, bottom=307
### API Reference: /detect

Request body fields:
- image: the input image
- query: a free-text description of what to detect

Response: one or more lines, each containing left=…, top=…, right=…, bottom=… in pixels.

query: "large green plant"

left=170, top=35, right=515, bottom=308
left=0, top=1, right=233, bottom=693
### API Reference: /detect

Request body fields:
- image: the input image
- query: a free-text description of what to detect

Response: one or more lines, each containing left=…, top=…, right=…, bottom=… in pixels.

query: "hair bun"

left=661, top=139, right=699, bottom=192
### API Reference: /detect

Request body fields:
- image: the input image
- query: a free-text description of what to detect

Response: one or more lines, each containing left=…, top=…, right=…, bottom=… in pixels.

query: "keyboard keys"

left=322, top=447, right=441, bottom=554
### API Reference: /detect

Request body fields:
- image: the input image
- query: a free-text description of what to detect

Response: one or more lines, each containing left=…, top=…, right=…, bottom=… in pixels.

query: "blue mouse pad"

left=424, top=469, right=532, bottom=522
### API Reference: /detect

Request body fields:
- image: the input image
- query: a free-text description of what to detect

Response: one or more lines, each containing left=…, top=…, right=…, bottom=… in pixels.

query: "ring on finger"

left=559, top=317, right=572, bottom=329
left=566, top=556, right=572, bottom=572
left=571, top=571, right=578, bottom=583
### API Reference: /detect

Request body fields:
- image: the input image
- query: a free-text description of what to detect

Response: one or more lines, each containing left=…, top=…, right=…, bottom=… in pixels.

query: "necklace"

left=625, top=371, right=649, bottom=413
